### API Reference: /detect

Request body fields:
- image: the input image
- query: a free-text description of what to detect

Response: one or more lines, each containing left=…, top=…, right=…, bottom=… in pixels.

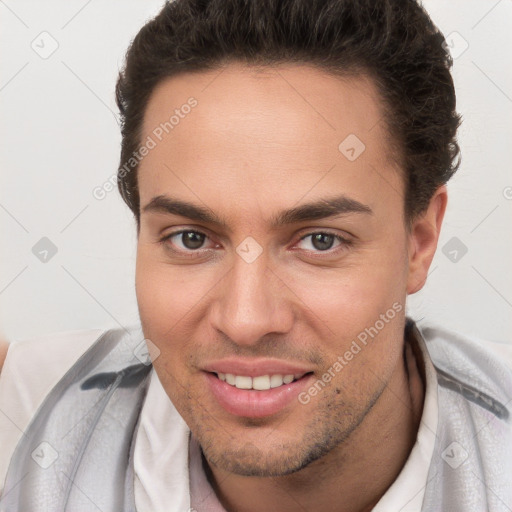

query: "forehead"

left=138, top=62, right=402, bottom=222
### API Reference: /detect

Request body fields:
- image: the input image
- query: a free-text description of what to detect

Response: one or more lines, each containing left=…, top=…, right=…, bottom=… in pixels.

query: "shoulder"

left=0, top=326, right=114, bottom=495
left=417, top=322, right=512, bottom=410
left=0, top=327, right=108, bottom=417
left=0, top=327, right=112, bottom=433
left=1, top=327, right=107, bottom=378
left=419, top=322, right=512, bottom=370
left=0, top=329, right=103, bottom=373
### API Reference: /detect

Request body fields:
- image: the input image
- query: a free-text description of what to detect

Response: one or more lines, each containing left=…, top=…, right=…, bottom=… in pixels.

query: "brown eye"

left=310, top=233, right=335, bottom=251
left=179, top=231, right=206, bottom=250
left=161, top=230, right=210, bottom=252
left=174, top=231, right=206, bottom=250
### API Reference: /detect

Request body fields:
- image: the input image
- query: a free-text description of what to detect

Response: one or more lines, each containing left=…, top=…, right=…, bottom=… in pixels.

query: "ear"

left=407, top=185, right=448, bottom=294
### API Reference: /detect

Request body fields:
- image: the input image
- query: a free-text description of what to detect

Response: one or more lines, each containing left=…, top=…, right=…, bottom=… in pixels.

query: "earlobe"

left=406, top=186, right=448, bottom=294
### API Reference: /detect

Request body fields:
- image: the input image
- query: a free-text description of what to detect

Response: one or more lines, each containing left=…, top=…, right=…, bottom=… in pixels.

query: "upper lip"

left=202, top=358, right=314, bottom=378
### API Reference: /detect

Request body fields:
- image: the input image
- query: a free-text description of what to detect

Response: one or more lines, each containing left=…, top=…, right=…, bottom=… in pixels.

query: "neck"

left=203, top=331, right=425, bottom=512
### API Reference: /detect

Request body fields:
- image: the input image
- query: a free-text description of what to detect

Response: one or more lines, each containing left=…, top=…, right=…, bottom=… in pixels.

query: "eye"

left=158, top=228, right=352, bottom=259
left=159, top=229, right=215, bottom=252
left=296, top=232, right=351, bottom=253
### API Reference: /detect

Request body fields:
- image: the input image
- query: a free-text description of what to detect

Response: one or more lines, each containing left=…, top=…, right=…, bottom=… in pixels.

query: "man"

left=0, top=0, right=511, bottom=511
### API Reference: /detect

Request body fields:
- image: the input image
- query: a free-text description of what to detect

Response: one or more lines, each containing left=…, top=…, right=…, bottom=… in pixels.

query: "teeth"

left=270, top=374, right=284, bottom=388
left=253, top=375, right=270, bottom=390
left=235, top=376, right=252, bottom=389
left=217, top=373, right=301, bottom=390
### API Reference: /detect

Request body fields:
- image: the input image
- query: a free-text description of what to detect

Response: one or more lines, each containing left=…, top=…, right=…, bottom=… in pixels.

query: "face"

left=135, top=62, right=416, bottom=477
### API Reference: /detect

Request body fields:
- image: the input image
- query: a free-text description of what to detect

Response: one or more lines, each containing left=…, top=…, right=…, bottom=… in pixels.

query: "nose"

left=209, top=251, right=294, bottom=346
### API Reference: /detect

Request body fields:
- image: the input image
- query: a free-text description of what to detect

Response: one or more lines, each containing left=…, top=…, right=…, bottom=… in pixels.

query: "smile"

left=205, top=371, right=314, bottom=418
left=216, top=372, right=307, bottom=390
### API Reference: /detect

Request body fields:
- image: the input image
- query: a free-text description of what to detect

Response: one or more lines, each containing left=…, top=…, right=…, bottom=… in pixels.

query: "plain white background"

left=1, top=0, right=511, bottom=344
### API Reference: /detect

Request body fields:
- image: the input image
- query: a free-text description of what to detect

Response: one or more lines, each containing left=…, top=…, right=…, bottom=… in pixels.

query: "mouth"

left=214, top=371, right=309, bottom=390
left=204, top=370, right=315, bottom=418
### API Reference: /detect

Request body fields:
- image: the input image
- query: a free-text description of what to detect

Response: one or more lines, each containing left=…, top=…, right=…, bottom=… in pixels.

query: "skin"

left=0, top=338, right=8, bottom=372
left=135, top=62, right=446, bottom=512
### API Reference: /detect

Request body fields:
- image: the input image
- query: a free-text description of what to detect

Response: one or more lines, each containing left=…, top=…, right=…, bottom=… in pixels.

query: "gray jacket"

left=1, top=320, right=511, bottom=511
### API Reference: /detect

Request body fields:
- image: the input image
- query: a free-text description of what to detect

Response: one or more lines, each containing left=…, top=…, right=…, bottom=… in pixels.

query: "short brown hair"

left=116, top=0, right=461, bottom=227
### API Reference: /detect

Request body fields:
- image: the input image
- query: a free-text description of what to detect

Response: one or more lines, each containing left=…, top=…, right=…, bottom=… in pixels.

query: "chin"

left=199, top=429, right=338, bottom=478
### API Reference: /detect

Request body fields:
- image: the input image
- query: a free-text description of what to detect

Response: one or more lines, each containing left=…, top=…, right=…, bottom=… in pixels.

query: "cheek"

left=135, top=253, right=190, bottom=369
left=135, top=256, right=197, bottom=402
left=134, top=249, right=216, bottom=369
left=285, top=237, right=408, bottom=374
left=135, top=259, right=170, bottom=329
left=135, top=248, right=199, bottom=326
left=291, top=253, right=406, bottom=332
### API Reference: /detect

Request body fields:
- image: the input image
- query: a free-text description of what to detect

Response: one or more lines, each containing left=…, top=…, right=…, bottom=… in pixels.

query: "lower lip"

left=204, top=372, right=314, bottom=418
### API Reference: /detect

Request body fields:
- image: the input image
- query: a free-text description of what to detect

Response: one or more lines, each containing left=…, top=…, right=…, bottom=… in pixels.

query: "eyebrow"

left=142, top=194, right=373, bottom=229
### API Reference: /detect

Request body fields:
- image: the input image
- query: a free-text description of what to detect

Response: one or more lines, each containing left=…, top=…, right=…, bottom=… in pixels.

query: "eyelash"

left=158, top=229, right=353, bottom=259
